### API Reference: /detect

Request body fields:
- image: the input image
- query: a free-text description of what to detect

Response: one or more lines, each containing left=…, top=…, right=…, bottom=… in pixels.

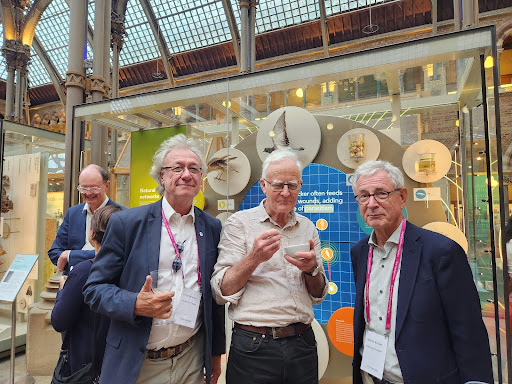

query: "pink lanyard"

left=161, top=206, right=201, bottom=286
left=364, top=217, right=406, bottom=331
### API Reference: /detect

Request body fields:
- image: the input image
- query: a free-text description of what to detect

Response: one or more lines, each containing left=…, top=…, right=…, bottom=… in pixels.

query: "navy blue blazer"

left=51, top=260, right=110, bottom=374
left=351, top=222, right=493, bottom=384
left=48, top=200, right=122, bottom=269
left=83, top=199, right=225, bottom=384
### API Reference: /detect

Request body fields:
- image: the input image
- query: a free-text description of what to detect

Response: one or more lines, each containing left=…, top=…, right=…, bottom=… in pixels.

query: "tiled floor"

left=0, top=352, right=51, bottom=384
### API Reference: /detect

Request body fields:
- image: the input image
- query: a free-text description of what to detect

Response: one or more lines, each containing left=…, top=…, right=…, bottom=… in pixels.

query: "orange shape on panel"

left=321, top=247, right=334, bottom=261
left=316, top=219, right=328, bottom=231
left=327, top=307, right=355, bottom=356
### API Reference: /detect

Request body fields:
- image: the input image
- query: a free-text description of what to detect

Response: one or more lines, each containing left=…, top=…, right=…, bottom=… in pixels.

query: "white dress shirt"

left=361, top=221, right=404, bottom=384
left=147, top=198, right=202, bottom=350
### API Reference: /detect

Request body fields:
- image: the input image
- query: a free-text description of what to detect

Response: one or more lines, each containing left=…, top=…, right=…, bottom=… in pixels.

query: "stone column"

left=90, top=0, right=109, bottom=169
left=453, top=0, right=461, bottom=31
left=239, top=0, right=249, bottom=73
left=64, top=0, right=87, bottom=210
left=111, top=15, right=126, bottom=99
left=14, top=68, right=22, bottom=120
left=5, top=62, right=15, bottom=120
left=249, top=0, right=257, bottom=71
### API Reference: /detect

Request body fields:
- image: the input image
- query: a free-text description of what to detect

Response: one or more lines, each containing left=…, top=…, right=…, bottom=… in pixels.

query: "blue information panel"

left=240, top=163, right=367, bottom=323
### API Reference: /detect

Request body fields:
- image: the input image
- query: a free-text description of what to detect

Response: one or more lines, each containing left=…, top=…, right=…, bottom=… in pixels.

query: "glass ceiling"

left=2, top=0, right=394, bottom=87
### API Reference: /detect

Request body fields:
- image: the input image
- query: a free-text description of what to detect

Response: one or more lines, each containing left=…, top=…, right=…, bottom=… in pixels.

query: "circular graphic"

left=320, top=241, right=340, bottom=265
left=207, top=148, right=251, bottom=196
left=423, top=221, right=468, bottom=253
left=337, top=128, right=380, bottom=169
left=327, top=307, right=355, bottom=356
left=216, top=211, right=233, bottom=224
left=256, top=107, right=321, bottom=167
left=312, top=319, right=330, bottom=379
left=316, top=219, right=328, bottom=231
left=328, top=281, right=338, bottom=295
left=322, top=248, right=334, bottom=261
left=415, top=189, right=427, bottom=199
left=402, top=139, right=452, bottom=183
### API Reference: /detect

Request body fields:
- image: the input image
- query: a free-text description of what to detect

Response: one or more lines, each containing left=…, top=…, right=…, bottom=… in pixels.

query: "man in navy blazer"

left=84, top=134, right=225, bottom=384
left=48, top=164, right=122, bottom=272
left=350, top=160, right=492, bottom=384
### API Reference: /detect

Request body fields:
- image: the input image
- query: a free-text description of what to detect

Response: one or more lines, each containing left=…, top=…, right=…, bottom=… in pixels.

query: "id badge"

left=360, top=330, right=388, bottom=380
left=172, top=287, right=201, bottom=328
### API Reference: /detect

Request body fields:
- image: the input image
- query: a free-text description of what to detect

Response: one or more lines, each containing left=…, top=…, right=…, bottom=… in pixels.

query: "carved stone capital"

left=111, top=17, right=127, bottom=51
left=240, top=0, right=250, bottom=9
left=89, top=75, right=112, bottom=97
left=65, top=71, right=86, bottom=89
left=2, top=39, right=31, bottom=70
left=90, top=75, right=106, bottom=94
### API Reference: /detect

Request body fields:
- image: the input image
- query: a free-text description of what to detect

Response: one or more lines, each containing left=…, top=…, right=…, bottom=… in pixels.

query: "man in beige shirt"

left=211, top=148, right=328, bottom=384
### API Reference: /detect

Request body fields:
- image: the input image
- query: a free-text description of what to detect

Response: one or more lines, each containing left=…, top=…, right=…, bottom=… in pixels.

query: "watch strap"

left=304, top=265, right=319, bottom=277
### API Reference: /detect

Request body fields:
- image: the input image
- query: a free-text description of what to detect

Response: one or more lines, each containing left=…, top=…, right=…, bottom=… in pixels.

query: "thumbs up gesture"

left=134, top=275, right=174, bottom=318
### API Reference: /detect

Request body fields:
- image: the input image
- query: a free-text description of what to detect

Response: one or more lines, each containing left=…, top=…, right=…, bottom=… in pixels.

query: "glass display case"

left=0, top=120, right=66, bottom=355
left=69, top=25, right=510, bottom=381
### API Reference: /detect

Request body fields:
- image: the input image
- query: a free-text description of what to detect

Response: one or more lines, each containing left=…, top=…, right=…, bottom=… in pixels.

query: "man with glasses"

left=211, top=149, right=327, bottom=384
left=350, top=160, right=492, bottom=384
left=84, top=134, right=225, bottom=384
left=48, top=164, right=122, bottom=272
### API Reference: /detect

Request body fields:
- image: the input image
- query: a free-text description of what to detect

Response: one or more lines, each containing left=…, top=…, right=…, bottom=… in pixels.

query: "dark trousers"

left=226, top=326, right=318, bottom=384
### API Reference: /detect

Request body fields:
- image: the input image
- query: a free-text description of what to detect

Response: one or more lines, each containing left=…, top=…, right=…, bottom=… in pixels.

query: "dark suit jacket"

left=83, top=199, right=225, bottom=384
left=51, top=260, right=110, bottom=374
left=48, top=200, right=122, bottom=269
left=351, top=222, right=493, bottom=384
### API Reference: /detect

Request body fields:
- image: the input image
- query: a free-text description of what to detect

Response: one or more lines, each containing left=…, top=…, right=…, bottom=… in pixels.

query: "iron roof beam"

left=32, top=35, right=66, bottom=105
left=138, top=0, right=175, bottom=86
left=221, top=0, right=240, bottom=65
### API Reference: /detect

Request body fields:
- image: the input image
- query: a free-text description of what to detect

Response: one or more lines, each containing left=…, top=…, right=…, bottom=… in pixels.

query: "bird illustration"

left=207, top=155, right=239, bottom=181
left=263, top=110, right=305, bottom=154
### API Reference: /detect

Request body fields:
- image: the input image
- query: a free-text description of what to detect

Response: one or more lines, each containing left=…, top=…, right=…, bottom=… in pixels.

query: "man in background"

left=48, top=164, right=122, bottom=272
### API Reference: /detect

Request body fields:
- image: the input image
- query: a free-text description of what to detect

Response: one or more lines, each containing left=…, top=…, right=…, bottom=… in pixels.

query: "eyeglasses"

left=264, top=179, right=302, bottom=192
left=77, top=185, right=104, bottom=194
left=354, top=189, right=401, bottom=205
left=161, top=165, right=202, bottom=176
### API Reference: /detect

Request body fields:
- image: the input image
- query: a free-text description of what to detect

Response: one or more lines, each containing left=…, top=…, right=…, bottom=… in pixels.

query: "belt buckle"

left=271, top=327, right=280, bottom=339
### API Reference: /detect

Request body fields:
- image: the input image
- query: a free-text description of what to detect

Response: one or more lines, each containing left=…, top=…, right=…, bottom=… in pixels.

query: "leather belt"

left=234, top=322, right=311, bottom=339
left=145, top=338, right=191, bottom=360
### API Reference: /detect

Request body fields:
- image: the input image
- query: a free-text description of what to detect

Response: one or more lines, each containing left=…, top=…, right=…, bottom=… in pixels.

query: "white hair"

left=149, top=134, right=205, bottom=195
left=261, top=149, right=303, bottom=179
left=351, top=160, right=404, bottom=193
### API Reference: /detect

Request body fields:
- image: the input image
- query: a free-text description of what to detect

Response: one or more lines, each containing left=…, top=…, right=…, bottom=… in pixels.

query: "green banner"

left=130, top=126, right=186, bottom=207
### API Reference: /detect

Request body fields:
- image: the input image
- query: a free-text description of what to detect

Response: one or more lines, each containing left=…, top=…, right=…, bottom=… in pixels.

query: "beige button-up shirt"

left=361, top=221, right=404, bottom=384
left=211, top=200, right=328, bottom=327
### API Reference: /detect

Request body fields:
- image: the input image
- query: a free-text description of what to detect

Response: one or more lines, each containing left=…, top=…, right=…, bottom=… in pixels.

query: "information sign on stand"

left=0, top=254, right=38, bottom=384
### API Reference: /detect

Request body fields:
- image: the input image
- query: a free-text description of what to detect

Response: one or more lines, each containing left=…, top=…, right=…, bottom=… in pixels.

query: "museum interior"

left=0, top=0, right=512, bottom=383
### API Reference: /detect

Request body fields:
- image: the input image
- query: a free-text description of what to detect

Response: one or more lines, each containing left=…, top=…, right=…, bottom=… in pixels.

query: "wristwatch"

left=304, top=265, right=320, bottom=277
